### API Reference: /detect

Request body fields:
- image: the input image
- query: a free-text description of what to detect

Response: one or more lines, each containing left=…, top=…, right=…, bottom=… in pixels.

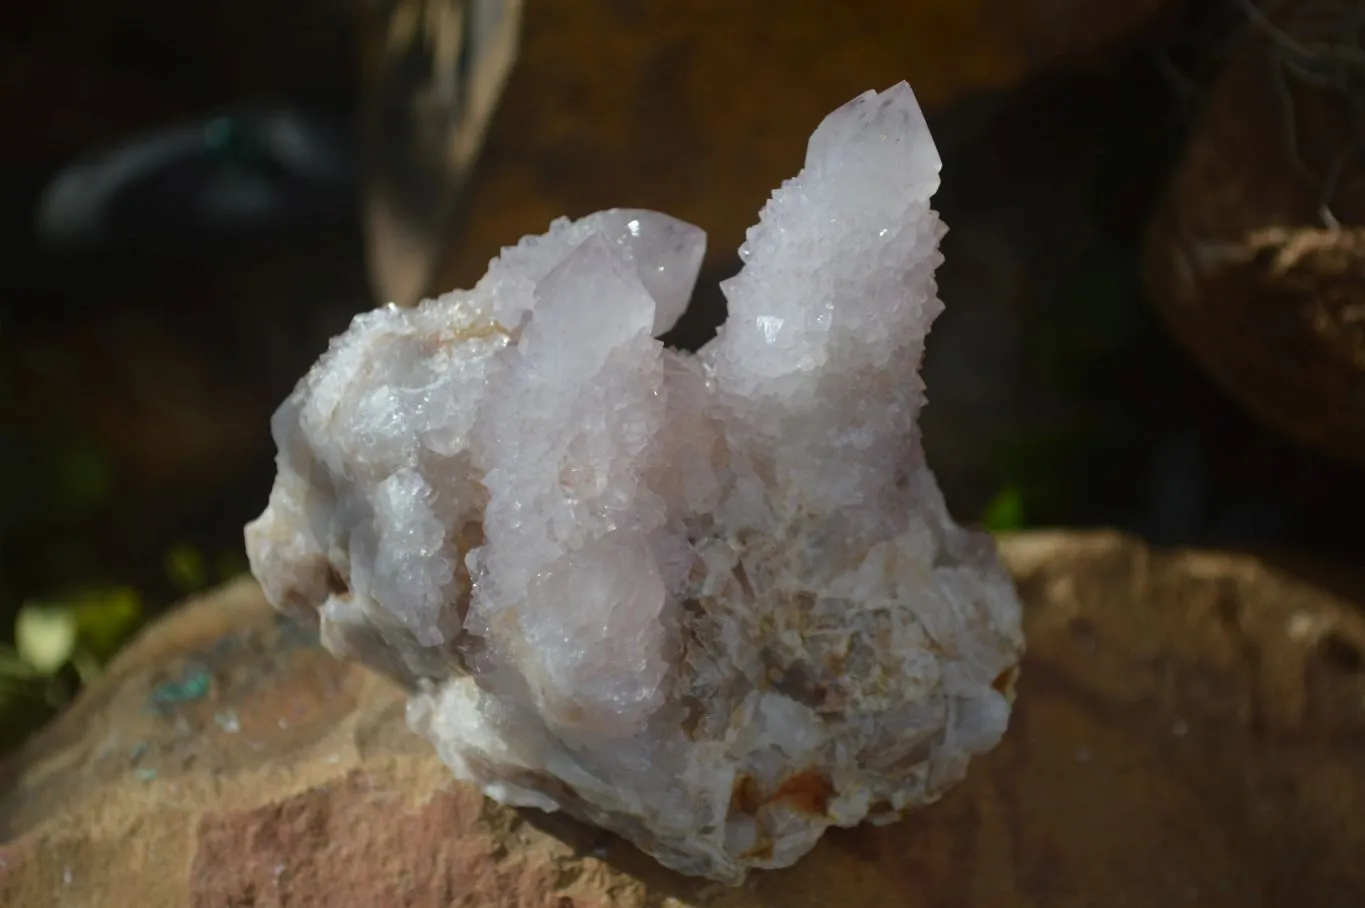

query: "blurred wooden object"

left=433, top=0, right=1180, bottom=294
left=1144, top=0, right=1365, bottom=465
left=360, top=0, right=525, bottom=307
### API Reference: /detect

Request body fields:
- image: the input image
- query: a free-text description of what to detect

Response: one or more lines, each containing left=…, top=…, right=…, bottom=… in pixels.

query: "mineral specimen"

left=245, top=81, right=1025, bottom=884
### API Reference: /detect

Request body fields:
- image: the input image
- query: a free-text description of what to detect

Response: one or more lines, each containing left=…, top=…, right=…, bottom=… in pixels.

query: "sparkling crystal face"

left=246, top=82, right=1025, bottom=884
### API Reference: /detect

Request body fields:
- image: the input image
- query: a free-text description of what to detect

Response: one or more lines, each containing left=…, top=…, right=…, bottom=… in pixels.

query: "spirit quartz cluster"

left=246, top=82, right=1025, bottom=884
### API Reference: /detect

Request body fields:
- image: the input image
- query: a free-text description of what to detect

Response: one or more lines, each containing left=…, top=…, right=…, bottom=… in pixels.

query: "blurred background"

left=0, top=0, right=1361, bottom=753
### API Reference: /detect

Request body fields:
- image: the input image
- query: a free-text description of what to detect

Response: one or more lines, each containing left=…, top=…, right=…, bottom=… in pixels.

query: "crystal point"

left=576, top=208, right=707, bottom=335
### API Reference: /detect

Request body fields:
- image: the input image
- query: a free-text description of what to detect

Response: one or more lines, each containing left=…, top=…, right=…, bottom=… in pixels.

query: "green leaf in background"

left=69, top=587, right=144, bottom=663
left=49, top=441, right=113, bottom=518
left=982, top=486, right=1027, bottom=532
left=0, top=643, right=42, bottom=681
left=2, top=587, right=143, bottom=757
left=164, top=541, right=208, bottom=594
left=70, top=649, right=105, bottom=686
left=14, top=586, right=144, bottom=673
left=0, top=679, right=55, bottom=754
left=0, top=643, right=80, bottom=755
left=15, top=605, right=78, bottom=674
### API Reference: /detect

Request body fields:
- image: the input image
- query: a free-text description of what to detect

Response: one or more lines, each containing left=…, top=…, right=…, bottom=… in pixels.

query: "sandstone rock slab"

left=4, top=532, right=1365, bottom=907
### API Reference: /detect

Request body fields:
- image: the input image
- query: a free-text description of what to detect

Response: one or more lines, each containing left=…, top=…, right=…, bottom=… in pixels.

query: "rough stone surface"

left=4, top=533, right=1365, bottom=906
left=246, top=83, right=1026, bottom=883
left=1143, top=0, right=1365, bottom=464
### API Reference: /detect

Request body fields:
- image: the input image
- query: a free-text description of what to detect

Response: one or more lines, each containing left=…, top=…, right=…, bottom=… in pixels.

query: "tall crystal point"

left=246, top=82, right=1025, bottom=884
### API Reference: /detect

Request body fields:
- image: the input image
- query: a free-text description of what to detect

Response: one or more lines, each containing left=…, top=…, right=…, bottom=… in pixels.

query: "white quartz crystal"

left=246, top=82, right=1025, bottom=884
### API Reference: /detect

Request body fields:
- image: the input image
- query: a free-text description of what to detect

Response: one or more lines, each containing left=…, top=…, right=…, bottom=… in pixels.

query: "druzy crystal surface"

left=245, top=82, right=1025, bottom=884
